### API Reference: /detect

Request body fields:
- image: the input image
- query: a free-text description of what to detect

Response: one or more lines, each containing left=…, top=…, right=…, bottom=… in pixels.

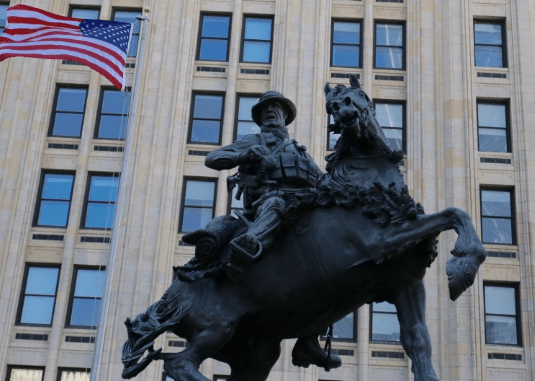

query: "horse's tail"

left=121, top=283, right=191, bottom=379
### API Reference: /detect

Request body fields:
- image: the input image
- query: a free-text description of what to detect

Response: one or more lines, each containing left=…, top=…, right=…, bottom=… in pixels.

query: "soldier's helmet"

left=251, top=91, right=297, bottom=127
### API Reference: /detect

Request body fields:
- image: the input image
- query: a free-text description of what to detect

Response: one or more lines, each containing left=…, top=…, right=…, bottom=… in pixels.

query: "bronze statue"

left=121, top=75, right=486, bottom=381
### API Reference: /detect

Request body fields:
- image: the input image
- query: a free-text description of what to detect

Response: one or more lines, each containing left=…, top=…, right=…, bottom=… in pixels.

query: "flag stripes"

left=0, top=5, right=133, bottom=90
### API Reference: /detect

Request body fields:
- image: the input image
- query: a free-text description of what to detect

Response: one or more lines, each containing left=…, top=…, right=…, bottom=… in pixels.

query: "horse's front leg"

left=394, top=280, right=439, bottom=381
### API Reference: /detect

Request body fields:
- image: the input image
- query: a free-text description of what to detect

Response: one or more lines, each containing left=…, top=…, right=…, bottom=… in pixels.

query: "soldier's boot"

left=292, top=335, right=342, bottom=371
left=227, top=233, right=262, bottom=281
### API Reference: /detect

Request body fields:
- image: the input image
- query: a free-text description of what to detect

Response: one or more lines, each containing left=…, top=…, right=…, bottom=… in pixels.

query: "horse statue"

left=121, top=75, right=486, bottom=381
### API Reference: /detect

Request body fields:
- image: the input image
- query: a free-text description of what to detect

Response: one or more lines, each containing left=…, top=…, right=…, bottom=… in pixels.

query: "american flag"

left=0, top=5, right=133, bottom=90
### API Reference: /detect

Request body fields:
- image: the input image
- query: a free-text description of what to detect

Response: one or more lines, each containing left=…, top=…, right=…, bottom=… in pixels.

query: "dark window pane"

left=0, top=5, right=8, bottom=31
left=199, top=39, right=228, bottom=61
left=193, top=95, right=223, bottom=119
left=75, top=270, right=105, bottom=297
left=42, top=174, right=74, bottom=200
left=70, top=298, right=101, bottom=326
left=475, top=46, right=503, bottom=67
left=57, top=88, right=87, bottom=112
left=485, top=286, right=516, bottom=314
left=238, top=97, right=258, bottom=121
left=328, top=131, right=340, bottom=150
left=185, top=181, right=215, bottom=206
left=481, top=190, right=512, bottom=217
left=376, top=104, right=403, bottom=128
left=376, top=24, right=403, bottom=46
left=333, top=22, right=360, bottom=44
left=191, top=120, right=221, bottom=143
left=376, top=47, right=403, bottom=69
left=475, top=23, right=502, bottom=45
left=237, top=122, right=260, bottom=141
left=101, top=90, right=131, bottom=114
left=71, top=8, right=100, bottom=19
left=230, top=187, right=243, bottom=210
left=479, top=128, right=507, bottom=152
left=52, top=113, right=84, bottom=137
left=202, top=16, right=229, bottom=38
left=38, top=201, right=70, bottom=226
left=245, top=18, right=272, bottom=40
left=26, top=267, right=59, bottom=295
left=86, top=204, right=115, bottom=228
left=482, top=217, right=513, bottom=244
left=128, top=35, right=139, bottom=57
left=89, top=176, right=119, bottom=202
left=332, top=45, right=360, bottom=67
left=98, top=115, right=127, bottom=139
left=486, top=315, right=517, bottom=345
left=372, top=312, right=400, bottom=342
left=20, top=295, right=55, bottom=324
left=332, top=312, right=354, bottom=339
left=478, top=104, right=506, bottom=127
left=182, top=207, right=213, bottom=232
left=243, top=41, right=270, bottom=63
left=383, top=128, right=403, bottom=151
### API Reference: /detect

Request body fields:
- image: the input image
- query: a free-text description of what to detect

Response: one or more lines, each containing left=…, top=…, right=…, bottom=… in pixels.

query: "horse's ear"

left=349, top=74, right=360, bottom=88
left=324, top=82, right=332, bottom=96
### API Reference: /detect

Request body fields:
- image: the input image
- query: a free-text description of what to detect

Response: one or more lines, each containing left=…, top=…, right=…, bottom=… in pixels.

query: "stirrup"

left=229, top=235, right=263, bottom=266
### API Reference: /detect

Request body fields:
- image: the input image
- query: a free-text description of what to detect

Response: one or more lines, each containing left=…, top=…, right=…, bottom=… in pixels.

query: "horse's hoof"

left=446, top=257, right=477, bottom=301
left=292, top=350, right=341, bottom=371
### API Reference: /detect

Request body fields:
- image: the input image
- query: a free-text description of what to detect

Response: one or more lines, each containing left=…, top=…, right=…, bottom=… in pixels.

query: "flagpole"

left=90, top=15, right=149, bottom=381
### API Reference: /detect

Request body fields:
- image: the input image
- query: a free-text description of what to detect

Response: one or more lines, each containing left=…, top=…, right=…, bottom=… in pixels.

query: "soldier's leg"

left=228, top=197, right=286, bottom=280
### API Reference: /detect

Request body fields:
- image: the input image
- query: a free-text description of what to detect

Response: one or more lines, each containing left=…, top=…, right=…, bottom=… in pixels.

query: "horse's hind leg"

left=394, top=280, right=439, bottom=381
left=227, top=337, right=281, bottom=381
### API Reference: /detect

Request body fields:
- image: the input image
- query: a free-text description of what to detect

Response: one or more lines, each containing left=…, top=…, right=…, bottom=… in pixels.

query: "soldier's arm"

left=205, top=135, right=260, bottom=170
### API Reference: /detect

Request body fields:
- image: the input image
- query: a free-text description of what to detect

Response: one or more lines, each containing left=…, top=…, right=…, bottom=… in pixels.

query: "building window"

left=331, top=20, right=361, bottom=68
left=477, top=101, right=510, bottom=153
left=235, top=95, right=260, bottom=140
left=7, top=367, right=44, bottom=381
left=481, top=188, right=515, bottom=245
left=95, top=88, right=131, bottom=140
left=0, top=3, right=9, bottom=35
left=241, top=17, right=273, bottom=63
left=228, top=187, right=244, bottom=217
left=370, top=302, right=400, bottom=342
left=189, top=93, right=224, bottom=144
left=474, top=21, right=506, bottom=68
left=375, top=101, right=405, bottom=152
left=484, top=283, right=521, bottom=346
left=197, top=14, right=231, bottom=61
left=66, top=267, right=106, bottom=328
left=180, top=179, right=217, bottom=232
left=34, top=172, right=75, bottom=227
left=17, top=265, right=60, bottom=325
left=327, top=115, right=340, bottom=151
left=58, top=369, right=90, bottom=381
left=69, top=7, right=100, bottom=19
left=49, top=87, right=88, bottom=138
left=82, top=174, right=119, bottom=229
left=113, top=9, right=142, bottom=57
left=375, top=22, right=404, bottom=69
left=331, top=312, right=357, bottom=341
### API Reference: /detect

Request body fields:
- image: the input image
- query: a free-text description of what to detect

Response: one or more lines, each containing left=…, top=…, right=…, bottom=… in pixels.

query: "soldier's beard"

left=261, top=125, right=289, bottom=141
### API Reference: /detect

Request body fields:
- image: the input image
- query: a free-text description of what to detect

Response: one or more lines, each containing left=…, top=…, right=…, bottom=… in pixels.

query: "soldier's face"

left=261, top=102, right=287, bottom=128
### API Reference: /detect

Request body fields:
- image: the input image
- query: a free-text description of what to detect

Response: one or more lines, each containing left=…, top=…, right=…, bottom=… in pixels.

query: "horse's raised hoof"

left=446, top=257, right=478, bottom=301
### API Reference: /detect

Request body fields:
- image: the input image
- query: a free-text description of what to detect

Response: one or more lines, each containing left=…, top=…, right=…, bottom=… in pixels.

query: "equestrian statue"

left=121, top=75, right=486, bottom=381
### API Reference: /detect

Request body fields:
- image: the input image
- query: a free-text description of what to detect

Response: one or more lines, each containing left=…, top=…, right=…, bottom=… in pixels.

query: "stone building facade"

left=0, top=0, right=534, bottom=380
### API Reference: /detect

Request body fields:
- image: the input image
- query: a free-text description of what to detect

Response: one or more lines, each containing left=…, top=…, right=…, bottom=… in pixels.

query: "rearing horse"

left=121, top=75, right=486, bottom=381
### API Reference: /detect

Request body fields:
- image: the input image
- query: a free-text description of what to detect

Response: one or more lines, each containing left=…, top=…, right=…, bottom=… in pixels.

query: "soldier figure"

left=205, top=91, right=340, bottom=371
left=205, top=91, right=322, bottom=281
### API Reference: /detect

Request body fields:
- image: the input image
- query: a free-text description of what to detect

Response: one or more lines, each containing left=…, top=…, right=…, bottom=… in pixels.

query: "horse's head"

left=324, top=74, right=403, bottom=164
left=324, top=74, right=374, bottom=137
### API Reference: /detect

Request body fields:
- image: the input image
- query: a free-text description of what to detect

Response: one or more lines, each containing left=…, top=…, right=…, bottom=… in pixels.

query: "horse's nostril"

left=332, top=103, right=340, bottom=111
left=344, top=97, right=352, bottom=106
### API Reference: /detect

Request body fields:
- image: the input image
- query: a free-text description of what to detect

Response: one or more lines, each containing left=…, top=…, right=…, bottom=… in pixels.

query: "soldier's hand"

left=240, top=145, right=270, bottom=162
